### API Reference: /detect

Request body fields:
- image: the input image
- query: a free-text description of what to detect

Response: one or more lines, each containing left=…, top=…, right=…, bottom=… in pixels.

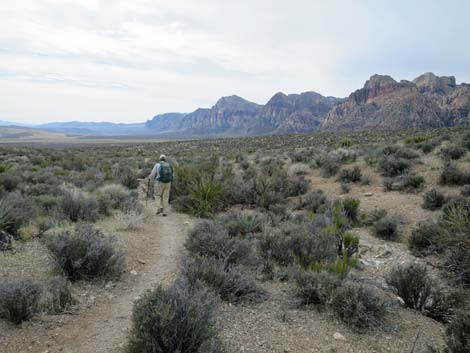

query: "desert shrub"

left=424, top=288, right=466, bottom=323
left=95, top=183, right=132, bottom=214
left=0, top=173, right=20, bottom=192
left=290, top=163, right=310, bottom=176
left=386, top=263, right=433, bottom=311
left=378, top=156, right=410, bottom=177
left=259, top=222, right=337, bottom=269
left=364, top=208, right=387, bottom=226
left=340, top=182, right=350, bottom=194
left=445, top=247, right=470, bottom=286
left=113, top=165, right=139, bottom=189
left=320, top=158, right=340, bottom=178
left=216, top=210, right=267, bottom=237
left=442, top=145, right=467, bottom=160
left=294, top=270, right=341, bottom=306
left=0, top=193, right=38, bottom=238
left=461, top=185, right=470, bottom=197
left=373, top=216, right=401, bottom=241
left=440, top=163, right=470, bottom=185
left=421, top=139, right=440, bottom=154
left=394, top=147, right=420, bottom=159
left=46, top=224, right=124, bottom=281
left=127, top=280, right=223, bottom=353
left=337, top=166, right=362, bottom=183
left=44, top=275, right=74, bottom=314
left=183, top=256, right=265, bottom=304
left=409, top=221, right=441, bottom=256
left=445, top=309, right=470, bottom=353
left=423, top=189, right=446, bottom=210
left=285, top=176, right=309, bottom=197
left=341, top=198, right=360, bottom=223
left=185, top=221, right=258, bottom=267
left=405, top=135, right=428, bottom=145
left=115, top=211, right=144, bottom=230
left=0, top=279, right=41, bottom=324
left=331, top=283, right=387, bottom=331
left=59, top=187, right=100, bottom=222
left=300, top=190, right=327, bottom=213
left=401, top=174, right=425, bottom=191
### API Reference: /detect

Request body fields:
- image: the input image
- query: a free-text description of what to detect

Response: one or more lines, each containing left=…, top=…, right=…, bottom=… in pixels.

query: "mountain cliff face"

left=322, top=73, right=469, bottom=131
left=146, top=72, right=470, bottom=136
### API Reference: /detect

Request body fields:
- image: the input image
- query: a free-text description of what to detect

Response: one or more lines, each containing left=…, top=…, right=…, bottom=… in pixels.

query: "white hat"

left=159, top=154, right=167, bottom=161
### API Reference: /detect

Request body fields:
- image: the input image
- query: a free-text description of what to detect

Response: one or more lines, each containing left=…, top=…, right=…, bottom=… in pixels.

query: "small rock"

left=183, top=221, right=190, bottom=226
left=137, top=258, right=146, bottom=265
left=364, top=192, right=374, bottom=197
left=376, top=249, right=393, bottom=259
left=130, top=270, right=138, bottom=276
left=333, top=332, right=346, bottom=341
left=396, top=296, right=406, bottom=307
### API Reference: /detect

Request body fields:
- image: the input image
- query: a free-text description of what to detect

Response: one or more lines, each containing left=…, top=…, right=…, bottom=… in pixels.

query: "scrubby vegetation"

left=1, top=126, right=470, bottom=351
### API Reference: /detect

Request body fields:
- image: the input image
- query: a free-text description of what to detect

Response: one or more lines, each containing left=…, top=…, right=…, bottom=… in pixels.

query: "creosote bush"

left=409, top=221, right=441, bottom=256
left=46, top=224, right=124, bottom=281
left=0, top=279, right=41, bottom=324
left=331, top=283, right=387, bottom=331
left=378, top=156, right=410, bottom=177
left=337, top=166, right=362, bottom=183
left=127, top=280, right=224, bottom=353
left=373, top=216, right=401, bottom=241
left=386, top=263, right=433, bottom=311
left=45, top=275, right=75, bottom=314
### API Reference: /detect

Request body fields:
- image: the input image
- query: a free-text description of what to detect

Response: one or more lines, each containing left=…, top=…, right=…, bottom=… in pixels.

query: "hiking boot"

left=156, top=208, right=163, bottom=215
left=162, top=213, right=167, bottom=217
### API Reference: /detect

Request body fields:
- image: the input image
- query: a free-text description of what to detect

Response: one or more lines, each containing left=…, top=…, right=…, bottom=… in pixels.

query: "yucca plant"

left=189, top=176, right=224, bottom=217
left=0, top=201, right=13, bottom=234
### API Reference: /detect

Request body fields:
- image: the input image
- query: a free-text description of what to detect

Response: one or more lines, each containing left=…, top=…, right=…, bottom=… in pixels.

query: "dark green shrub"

left=394, top=147, right=419, bottom=159
left=373, top=216, right=401, bottom=241
left=342, top=198, right=360, bottom=223
left=0, top=279, right=41, bottom=324
left=401, top=174, right=425, bottom=191
left=320, top=158, right=340, bottom=178
left=440, top=163, right=470, bottom=185
left=185, top=221, right=258, bottom=267
left=46, top=224, right=124, bottom=281
left=423, top=189, right=446, bottom=210
left=127, top=280, right=223, bottom=353
left=378, top=156, right=410, bottom=177
left=114, top=165, right=139, bottom=189
left=386, top=263, right=433, bottom=311
left=409, top=221, right=441, bottom=256
left=183, top=256, right=265, bottom=304
left=364, top=208, right=387, bottom=226
left=285, top=176, right=309, bottom=197
left=337, top=166, right=362, bottom=183
left=421, top=139, right=440, bottom=154
left=45, top=275, right=75, bottom=314
left=294, top=270, right=340, bottom=306
left=461, top=185, right=470, bottom=197
left=442, top=145, right=467, bottom=160
left=445, top=309, right=470, bottom=353
left=424, top=288, right=466, bottom=323
left=445, top=247, right=470, bottom=286
left=0, top=173, right=20, bottom=192
left=331, top=283, right=387, bottom=331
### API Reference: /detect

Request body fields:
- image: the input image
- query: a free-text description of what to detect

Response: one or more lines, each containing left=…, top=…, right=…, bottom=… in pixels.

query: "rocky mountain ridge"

left=146, top=72, right=469, bottom=136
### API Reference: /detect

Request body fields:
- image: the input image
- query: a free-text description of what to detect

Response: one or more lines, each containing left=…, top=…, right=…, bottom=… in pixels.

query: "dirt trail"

left=63, top=211, right=192, bottom=353
left=0, top=208, right=194, bottom=353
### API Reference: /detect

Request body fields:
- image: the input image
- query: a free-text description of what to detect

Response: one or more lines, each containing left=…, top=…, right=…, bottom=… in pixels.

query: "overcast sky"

left=1, top=0, right=469, bottom=124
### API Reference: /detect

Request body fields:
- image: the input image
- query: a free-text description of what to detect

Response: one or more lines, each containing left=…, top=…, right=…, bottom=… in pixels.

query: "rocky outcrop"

left=250, top=91, right=341, bottom=134
left=321, top=74, right=467, bottom=131
left=146, top=72, right=470, bottom=136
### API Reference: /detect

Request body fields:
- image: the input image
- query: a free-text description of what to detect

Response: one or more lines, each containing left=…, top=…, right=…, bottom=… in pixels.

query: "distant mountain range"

left=2, top=72, right=469, bottom=138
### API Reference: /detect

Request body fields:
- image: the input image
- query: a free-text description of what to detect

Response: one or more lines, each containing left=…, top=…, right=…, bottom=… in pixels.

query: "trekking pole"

left=146, top=178, right=151, bottom=207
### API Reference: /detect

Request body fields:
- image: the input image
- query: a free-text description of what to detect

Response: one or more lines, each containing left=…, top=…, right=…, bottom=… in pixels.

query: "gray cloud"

left=0, top=0, right=469, bottom=123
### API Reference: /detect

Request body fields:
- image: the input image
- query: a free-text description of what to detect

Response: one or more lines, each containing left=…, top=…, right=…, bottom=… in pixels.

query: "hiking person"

left=148, top=154, right=174, bottom=216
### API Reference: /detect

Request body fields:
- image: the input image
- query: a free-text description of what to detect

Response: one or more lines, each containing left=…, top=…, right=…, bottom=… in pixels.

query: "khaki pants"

left=155, top=181, right=171, bottom=212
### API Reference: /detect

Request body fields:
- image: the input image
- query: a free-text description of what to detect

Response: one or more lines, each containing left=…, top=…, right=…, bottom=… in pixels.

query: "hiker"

left=148, top=154, right=174, bottom=216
